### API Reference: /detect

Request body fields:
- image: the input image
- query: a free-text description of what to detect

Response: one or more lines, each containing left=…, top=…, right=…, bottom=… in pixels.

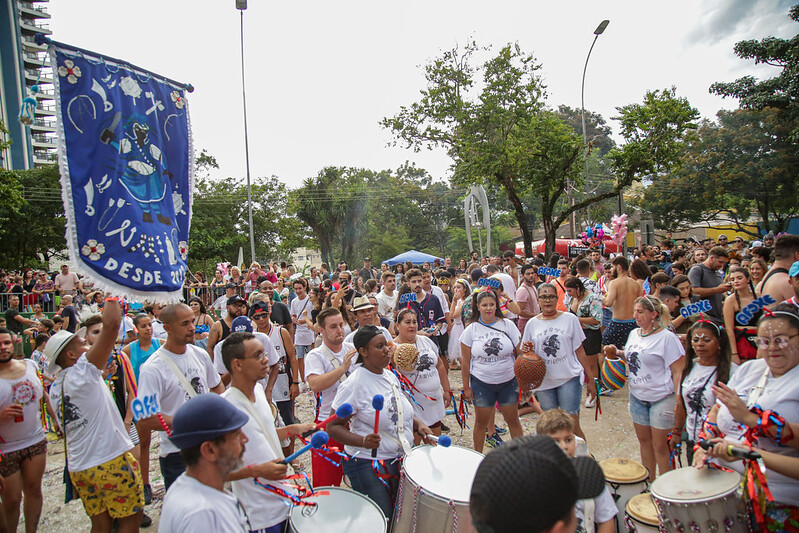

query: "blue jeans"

left=342, top=455, right=400, bottom=521
left=251, top=521, right=287, bottom=533
left=159, top=452, right=185, bottom=492
left=295, top=344, right=311, bottom=359
left=536, top=375, right=582, bottom=415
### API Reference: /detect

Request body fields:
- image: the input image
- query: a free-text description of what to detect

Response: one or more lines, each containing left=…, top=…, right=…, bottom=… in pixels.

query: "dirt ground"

left=27, top=371, right=642, bottom=532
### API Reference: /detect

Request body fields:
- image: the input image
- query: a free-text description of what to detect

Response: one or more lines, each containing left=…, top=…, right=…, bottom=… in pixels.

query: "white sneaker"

left=584, top=395, right=597, bottom=408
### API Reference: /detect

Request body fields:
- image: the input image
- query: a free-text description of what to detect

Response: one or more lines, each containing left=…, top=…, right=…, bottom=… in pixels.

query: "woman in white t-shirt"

left=393, top=308, right=452, bottom=442
left=522, top=283, right=591, bottom=441
left=328, top=325, right=434, bottom=521
left=671, top=320, right=736, bottom=464
left=461, top=290, right=523, bottom=453
left=619, top=295, right=685, bottom=481
left=446, top=279, right=470, bottom=370
left=694, top=305, right=799, bottom=528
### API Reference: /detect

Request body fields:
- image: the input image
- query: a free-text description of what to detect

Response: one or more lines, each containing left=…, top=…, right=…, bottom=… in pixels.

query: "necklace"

left=541, top=311, right=559, bottom=318
left=640, top=325, right=662, bottom=337
left=478, top=317, right=498, bottom=327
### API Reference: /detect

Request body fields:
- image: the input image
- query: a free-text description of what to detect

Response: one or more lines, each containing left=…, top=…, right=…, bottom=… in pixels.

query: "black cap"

left=470, top=435, right=606, bottom=532
left=225, top=282, right=237, bottom=290
left=353, top=324, right=383, bottom=351
left=226, top=295, right=246, bottom=306
left=249, top=300, right=270, bottom=316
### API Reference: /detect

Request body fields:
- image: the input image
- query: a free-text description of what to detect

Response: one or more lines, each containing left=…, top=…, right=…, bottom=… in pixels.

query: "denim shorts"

left=295, top=344, right=311, bottom=360
left=469, top=375, right=519, bottom=408
left=536, top=375, right=582, bottom=415
left=629, top=393, right=676, bottom=430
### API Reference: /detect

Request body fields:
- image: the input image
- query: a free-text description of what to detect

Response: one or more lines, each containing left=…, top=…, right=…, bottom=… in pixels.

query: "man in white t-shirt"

left=220, top=332, right=315, bottom=532
left=304, top=307, right=356, bottom=487
left=159, top=394, right=250, bottom=533
left=375, top=272, right=398, bottom=327
left=46, top=299, right=145, bottom=531
left=290, top=278, right=314, bottom=386
left=137, top=303, right=223, bottom=491
left=148, top=303, right=167, bottom=341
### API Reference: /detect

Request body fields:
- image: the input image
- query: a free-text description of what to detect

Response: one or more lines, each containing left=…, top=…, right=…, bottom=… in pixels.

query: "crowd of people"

left=0, top=230, right=797, bottom=532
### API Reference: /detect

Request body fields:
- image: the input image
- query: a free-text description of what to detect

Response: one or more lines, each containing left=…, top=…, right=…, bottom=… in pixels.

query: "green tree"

left=639, top=108, right=798, bottom=235
left=0, top=165, right=66, bottom=268
left=710, top=5, right=799, bottom=141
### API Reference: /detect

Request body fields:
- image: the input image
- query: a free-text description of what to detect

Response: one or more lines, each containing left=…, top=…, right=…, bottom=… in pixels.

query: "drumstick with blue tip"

left=426, top=435, right=452, bottom=447
left=371, top=394, right=384, bottom=458
left=301, top=403, right=353, bottom=438
left=281, top=431, right=329, bottom=464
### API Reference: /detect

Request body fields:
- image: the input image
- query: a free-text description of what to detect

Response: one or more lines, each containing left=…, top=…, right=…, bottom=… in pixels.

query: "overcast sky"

left=48, top=0, right=796, bottom=188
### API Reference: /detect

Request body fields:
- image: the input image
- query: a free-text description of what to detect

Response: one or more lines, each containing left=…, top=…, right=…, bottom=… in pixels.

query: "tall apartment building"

left=0, top=0, right=56, bottom=170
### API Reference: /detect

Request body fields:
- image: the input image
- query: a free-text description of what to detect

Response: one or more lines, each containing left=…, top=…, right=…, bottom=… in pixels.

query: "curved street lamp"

left=577, top=19, right=609, bottom=240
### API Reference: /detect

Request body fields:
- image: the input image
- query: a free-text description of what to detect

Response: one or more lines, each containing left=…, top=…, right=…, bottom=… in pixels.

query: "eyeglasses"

left=539, top=294, right=557, bottom=300
left=251, top=313, right=269, bottom=320
left=755, top=334, right=799, bottom=350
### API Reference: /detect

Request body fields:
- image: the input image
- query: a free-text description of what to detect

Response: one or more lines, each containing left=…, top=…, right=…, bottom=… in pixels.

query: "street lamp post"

left=579, top=19, right=609, bottom=247
left=236, top=0, right=256, bottom=264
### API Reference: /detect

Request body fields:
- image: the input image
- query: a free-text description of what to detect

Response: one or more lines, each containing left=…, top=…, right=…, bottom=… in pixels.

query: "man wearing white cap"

left=46, top=298, right=145, bottom=533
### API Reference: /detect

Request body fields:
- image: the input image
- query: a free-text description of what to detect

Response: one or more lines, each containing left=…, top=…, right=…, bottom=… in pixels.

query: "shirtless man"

left=602, top=256, right=640, bottom=349
left=757, top=234, right=799, bottom=304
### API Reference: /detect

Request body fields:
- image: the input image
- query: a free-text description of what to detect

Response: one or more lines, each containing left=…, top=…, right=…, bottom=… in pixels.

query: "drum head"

left=626, top=493, right=658, bottom=525
left=651, top=467, right=741, bottom=503
left=289, top=486, right=387, bottom=532
left=599, top=458, right=649, bottom=484
left=403, top=445, right=484, bottom=503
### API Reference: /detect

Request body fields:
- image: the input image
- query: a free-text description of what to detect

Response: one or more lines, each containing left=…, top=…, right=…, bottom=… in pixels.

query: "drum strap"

left=390, top=381, right=413, bottom=455
left=225, top=387, right=291, bottom=474
left=746, top=365, right=771, bottom=409
left=322, top=344, right=350, bottom=384
left=581, top=498, right=595, bottom=532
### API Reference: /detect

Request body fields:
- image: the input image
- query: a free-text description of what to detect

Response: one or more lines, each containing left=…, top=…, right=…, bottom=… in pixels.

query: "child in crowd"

left=537, top=408, right=616, bottom=533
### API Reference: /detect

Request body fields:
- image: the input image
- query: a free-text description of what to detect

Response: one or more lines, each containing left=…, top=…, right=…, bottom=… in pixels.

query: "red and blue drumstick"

left=281, top=431, right=328, bottom=464
left=302, top=403, right=353, bottom=438
left=371, top=394, right=384, bottom=458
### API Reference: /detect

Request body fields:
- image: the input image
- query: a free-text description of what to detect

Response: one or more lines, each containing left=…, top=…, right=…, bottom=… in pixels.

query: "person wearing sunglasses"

left=694, top=304, right=799, bottom=529
left=671, top=321, right=736, bottom=464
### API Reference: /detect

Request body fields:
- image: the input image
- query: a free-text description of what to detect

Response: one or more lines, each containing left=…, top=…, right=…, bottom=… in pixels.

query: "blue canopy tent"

left=382, top=250, right=444, bottom=267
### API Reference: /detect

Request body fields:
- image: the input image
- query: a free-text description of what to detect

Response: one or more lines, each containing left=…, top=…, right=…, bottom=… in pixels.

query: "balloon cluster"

left=580, top=223, right=612, bottom=247
left=610, top=214, right=628, bottom=246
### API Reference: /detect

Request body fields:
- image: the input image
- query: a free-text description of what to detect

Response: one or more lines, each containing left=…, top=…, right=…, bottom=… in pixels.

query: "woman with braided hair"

left=723, top=265, right=761, bottom=364
left=694, top=304, right=799, bottom=530
left=671, top=320, right=736, bottom=464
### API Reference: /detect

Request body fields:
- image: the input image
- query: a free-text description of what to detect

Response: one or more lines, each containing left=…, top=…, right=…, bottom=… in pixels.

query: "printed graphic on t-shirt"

left=542, top=335, right=560, bottom=358
left=388, top=393, right=398, bottom=425
left=416, top=353, right=435, bottom=372
left=483, top=338, right=503, bottom=357
left=62, top=394, right=83, bottom=426
left=686, top=386, right=706, bottom=417
left=628, top=351, right=641, bottom=375
left=12, top=380, right=36, bottom=406
left=189, top=377, right=206, bottom=398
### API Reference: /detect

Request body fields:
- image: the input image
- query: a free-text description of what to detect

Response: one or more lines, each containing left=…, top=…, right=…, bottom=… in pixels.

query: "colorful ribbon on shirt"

left=388, top=364, right=437, bottom=407
left=450, top=390, right=470, bottom=430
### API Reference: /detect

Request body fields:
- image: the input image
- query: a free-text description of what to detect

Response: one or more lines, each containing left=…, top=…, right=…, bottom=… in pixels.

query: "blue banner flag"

left=47, top=39, right=193, bottom=302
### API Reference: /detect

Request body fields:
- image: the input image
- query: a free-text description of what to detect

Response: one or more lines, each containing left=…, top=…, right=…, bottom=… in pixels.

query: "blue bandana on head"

left=47, top=39, right=193, bottom=303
